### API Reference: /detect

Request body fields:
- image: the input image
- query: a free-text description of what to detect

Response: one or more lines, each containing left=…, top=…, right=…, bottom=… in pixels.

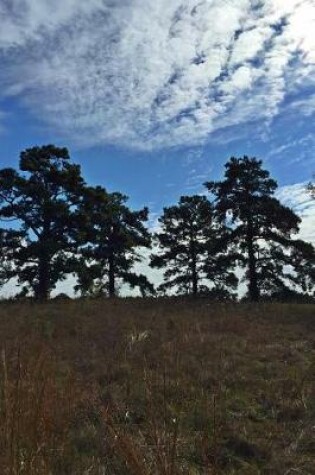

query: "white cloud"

left=289, top=94, right=315, bottom=117
left=0, top=0, right=106, bottom=48
left=0, top=0, right=314, bottom=149
left=229, top=25, right=274, bottom=66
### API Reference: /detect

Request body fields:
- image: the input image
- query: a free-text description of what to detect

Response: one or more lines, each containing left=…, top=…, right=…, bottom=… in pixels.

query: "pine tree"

left=0, top=145, right=85, bottom=300
left=75, top=186, right=154, bottom=297
left=205, top=156, right=315, bottom=301
left=150, top=195, right=237, bottom=297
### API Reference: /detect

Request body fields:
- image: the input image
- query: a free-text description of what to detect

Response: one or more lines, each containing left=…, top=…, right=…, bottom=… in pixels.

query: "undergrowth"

left=0, top=299, right=314, bottom=474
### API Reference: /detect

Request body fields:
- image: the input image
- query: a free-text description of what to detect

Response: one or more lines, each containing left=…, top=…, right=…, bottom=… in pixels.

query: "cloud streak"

left=0, top=0, right=314, bottom=149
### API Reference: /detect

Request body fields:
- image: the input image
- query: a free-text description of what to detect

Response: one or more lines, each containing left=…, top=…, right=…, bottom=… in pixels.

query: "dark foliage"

left=75, top=186, right=154, bottom=297
left=205, top=156, right=315, bottom=301
left=0, top=145, right=86, bottom=300
left=150, top=195, right=237, bottom=297
left=0, top=148, right=314, bottom=302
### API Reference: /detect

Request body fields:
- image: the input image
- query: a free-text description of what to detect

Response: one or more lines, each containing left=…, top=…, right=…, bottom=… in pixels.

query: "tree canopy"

left=205, top=156, right=315, bottom=301
left=0, top=145, right=86, bottom=299
left=75, top=186, right=154, bottom=297
left=0, top=148, right=314, bottom=302
left=150, top=195, right=237, bottom=298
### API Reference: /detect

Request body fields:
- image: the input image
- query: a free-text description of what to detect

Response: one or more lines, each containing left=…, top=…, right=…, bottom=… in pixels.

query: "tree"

left=205, top=156, right=315, bottom=301
left=252, top=240, right=314, bottom=299
left=75, top=186, right=154, bottom=297
left=0, top=229, right=20, bottom=288
left=0, top=145, right=86, bottom=300
left=150, top=195, right=237, bottom=297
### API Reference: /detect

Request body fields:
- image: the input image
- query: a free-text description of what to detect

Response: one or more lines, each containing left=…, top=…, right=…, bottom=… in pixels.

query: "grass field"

left=0, top=299, right=314, bottom=474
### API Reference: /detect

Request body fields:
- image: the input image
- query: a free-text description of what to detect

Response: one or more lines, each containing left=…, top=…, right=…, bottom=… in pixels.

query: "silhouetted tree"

left=75, top=186, right=154, bottom=297
left=205, top=156, right=315, bottom=301
left=0, top=229, right=20, bottom=288
left=150, top=195, right=237, bottom=297
left=0, top=145, right=85, bottom=300
left=253, top=240, right=314, bottom=299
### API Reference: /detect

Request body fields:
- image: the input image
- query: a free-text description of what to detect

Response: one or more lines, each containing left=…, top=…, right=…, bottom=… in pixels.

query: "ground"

left=0, top=299, right=314, bottom=474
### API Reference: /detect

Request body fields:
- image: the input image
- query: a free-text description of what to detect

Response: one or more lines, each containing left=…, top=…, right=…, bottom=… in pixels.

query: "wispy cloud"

left=288, top=93, right=315, bottom=117
left=0, top=0, right=314, bottom=149
left=267, top=134, right=315, bottom=164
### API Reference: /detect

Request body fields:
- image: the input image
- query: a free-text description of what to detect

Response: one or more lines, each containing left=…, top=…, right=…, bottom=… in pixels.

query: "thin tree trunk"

left=36, top=214, right=51, bottom=300
left=190, top=230, right=198, bottom=297
left=108, top=252, right=115, bottom=297
left=37, top=254, right=50, bottom=301
left=192, top=255, right=198, bottom=296
left=246, top=220, right=259, bottom=302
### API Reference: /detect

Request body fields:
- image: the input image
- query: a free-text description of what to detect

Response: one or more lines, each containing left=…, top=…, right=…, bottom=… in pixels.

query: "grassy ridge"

left=0, top=299, right=314, bottom=474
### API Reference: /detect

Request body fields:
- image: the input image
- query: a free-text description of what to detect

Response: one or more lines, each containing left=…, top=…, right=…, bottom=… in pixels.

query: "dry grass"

left=0, top=298, right=314, bottom=474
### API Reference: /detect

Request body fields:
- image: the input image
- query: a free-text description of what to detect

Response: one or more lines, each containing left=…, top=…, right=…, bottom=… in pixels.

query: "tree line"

left=0, top=145, right=314, bottom=302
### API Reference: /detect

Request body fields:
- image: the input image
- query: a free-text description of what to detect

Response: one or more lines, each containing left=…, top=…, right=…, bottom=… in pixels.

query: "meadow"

left=0, top=298, right=314, bottom=474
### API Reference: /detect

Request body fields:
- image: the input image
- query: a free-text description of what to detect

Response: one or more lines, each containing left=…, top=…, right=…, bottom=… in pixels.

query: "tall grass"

left=0, top=299, right=314, bottom=473
left=0, top=339, right=76, bottom=473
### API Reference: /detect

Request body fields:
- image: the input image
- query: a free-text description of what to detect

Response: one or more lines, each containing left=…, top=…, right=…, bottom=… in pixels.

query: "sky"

left=0, top=0, right=314, bottom=295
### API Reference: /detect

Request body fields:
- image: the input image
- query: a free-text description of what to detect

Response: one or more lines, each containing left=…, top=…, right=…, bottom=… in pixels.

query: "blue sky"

left=1, top=0, right=315, bottom=288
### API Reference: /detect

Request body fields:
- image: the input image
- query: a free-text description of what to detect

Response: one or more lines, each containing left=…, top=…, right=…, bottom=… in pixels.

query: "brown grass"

left=0, top=298, right=314, bottom=474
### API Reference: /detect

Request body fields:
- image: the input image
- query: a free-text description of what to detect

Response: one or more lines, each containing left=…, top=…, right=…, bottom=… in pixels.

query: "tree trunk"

left=246, top=220, right=259, bottom=302
left=108, top=252, right=115, bottom=297
left=190, top=231, right=198, bottom=297
left=36, top=253, right=50, bottom=301
left=192, top=255, right=198, bottom=296
left=36, top=214, right=51, bottom=301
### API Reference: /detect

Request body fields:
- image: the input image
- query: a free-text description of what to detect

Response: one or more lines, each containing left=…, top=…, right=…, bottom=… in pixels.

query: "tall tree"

left=150, top=195, right=237, bottom=297
left=75, top=186, right=154, bottom=297
left=205, top=156, right=315, bottom=301
left=0, top=145, right=85, bottom=300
